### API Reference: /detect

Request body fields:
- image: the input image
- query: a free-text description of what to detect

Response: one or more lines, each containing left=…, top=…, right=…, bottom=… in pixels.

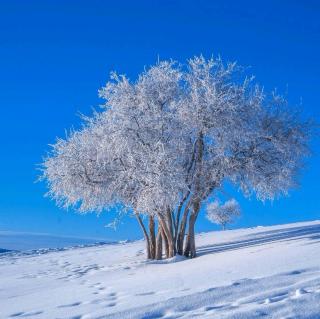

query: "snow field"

left=0, top=220, right=319, bottom=319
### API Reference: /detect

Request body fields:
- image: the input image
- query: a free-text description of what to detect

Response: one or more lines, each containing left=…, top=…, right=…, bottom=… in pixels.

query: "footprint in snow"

left=231, top=278, right=249, bottom=287
left=9, top=313, right=24, bottom=318
left=10, top=311, right=43, bottom=317
left=89, top=298, right=114, bottom=305
left=90, top=292, right=118, bottom=306
left=136, top=291, right=155, bottom=296
left=294, top=288, right=307, bottom=298
left=93, top=288, right=109, bottom=295
left=104, top=292, right=118, bottom=301
left=283, top=269, right=305, bottom=276
left=108, top=292, right=117, bottom=297
left=203, top=305, right=225, bottom=311
left=255, top=310, right=268, bottom=317
left=261, top=292, right=288, bottom=305
left=58, top=302, right=82, bottom=308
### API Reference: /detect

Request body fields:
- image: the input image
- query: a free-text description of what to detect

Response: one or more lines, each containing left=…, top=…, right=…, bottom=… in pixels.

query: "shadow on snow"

left=197, top=223, right=320, bottom=257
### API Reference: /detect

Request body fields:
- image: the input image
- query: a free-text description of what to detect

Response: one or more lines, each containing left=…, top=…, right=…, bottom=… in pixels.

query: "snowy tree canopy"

left=41, top=55, right=313, bottom=259
left=206, top=199, right=241, bottom=230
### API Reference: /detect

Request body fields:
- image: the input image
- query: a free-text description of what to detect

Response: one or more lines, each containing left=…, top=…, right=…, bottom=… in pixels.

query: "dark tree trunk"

left=149, top=215, right=156, bottom=259
left=177, top=202, right=191, bottom=255
left=183, top=200, right=200, bottom=258
left=183, top=132, right=204, bottom=258
left=166, top=209, right=176, bottom=255
left=164, top=227, right=175, bottom=258
left=174, top=204, right=182, bottom=248
left=163, top=232, right=169, bottom=258
left=183, top=233, right=190, bottom=257
left=184, top=213, right=196, bottom=258
left=155, top=225, right=163, bottom=260
left=159, top=216, right=175, bottom=258
left=168, top=237, right=175, bottom=258
left=174, top=190, right=190, bottom=249
left=135, top=213, right=151, bottom=259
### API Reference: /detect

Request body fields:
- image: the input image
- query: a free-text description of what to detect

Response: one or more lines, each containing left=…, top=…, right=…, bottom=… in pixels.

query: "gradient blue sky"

left=0, top=0, right=319, bottom=241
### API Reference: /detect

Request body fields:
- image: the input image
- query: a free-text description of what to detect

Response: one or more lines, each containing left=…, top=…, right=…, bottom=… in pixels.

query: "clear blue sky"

left=0, top=0, right=319, bottom=241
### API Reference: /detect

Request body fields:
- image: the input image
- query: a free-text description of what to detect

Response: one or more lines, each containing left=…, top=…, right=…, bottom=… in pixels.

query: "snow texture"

left=0, top=220, right=320, bottom=318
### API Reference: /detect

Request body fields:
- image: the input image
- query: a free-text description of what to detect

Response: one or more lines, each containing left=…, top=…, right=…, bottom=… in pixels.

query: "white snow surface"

left=1, top=220, right=320, bottom=319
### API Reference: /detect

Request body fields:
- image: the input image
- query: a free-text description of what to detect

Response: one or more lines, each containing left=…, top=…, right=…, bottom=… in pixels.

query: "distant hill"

left=0, top=231, right=109, bottom=252
left=0, top=248, right=11, bottom=254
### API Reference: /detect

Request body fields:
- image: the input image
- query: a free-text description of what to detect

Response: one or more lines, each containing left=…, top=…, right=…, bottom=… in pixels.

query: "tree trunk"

left=183, top=233, right=190, bottom=257
left=177, top=202, right=191, bottom=255
left=174, top=190, right=190, bottom=251
left=158, top=216, right=175, bottom=258
left=166, top=209, right=175, bottom=255
left=164, top=227, right=175, bottom=258
left=134, top=213, right=151, bottom=259
left=168, top=237, right=175, bottom=258
left=184, top=132, right=204, bottom=258
left=149, top=215, right=156, bottom=259
left=155, top=225, right=163, bottom=260
left=163, top=229, right=169, bottom=258
left=184, top=200, right=200, bottom=258
left=184, top=213, right=196, bottom=258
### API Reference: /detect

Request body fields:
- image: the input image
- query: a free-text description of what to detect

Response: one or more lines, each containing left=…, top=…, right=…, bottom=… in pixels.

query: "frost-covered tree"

left=42, top=61, right=187, bottom=259
left=206, top=199, right=241, bottom=230
left=41, top=55, right=313, bottom=260
left=174, top=56, right=312, bottom=258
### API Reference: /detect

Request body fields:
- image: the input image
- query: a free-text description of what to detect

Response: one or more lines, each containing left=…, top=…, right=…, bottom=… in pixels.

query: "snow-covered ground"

left=1, top=220, right=320, bottom=319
